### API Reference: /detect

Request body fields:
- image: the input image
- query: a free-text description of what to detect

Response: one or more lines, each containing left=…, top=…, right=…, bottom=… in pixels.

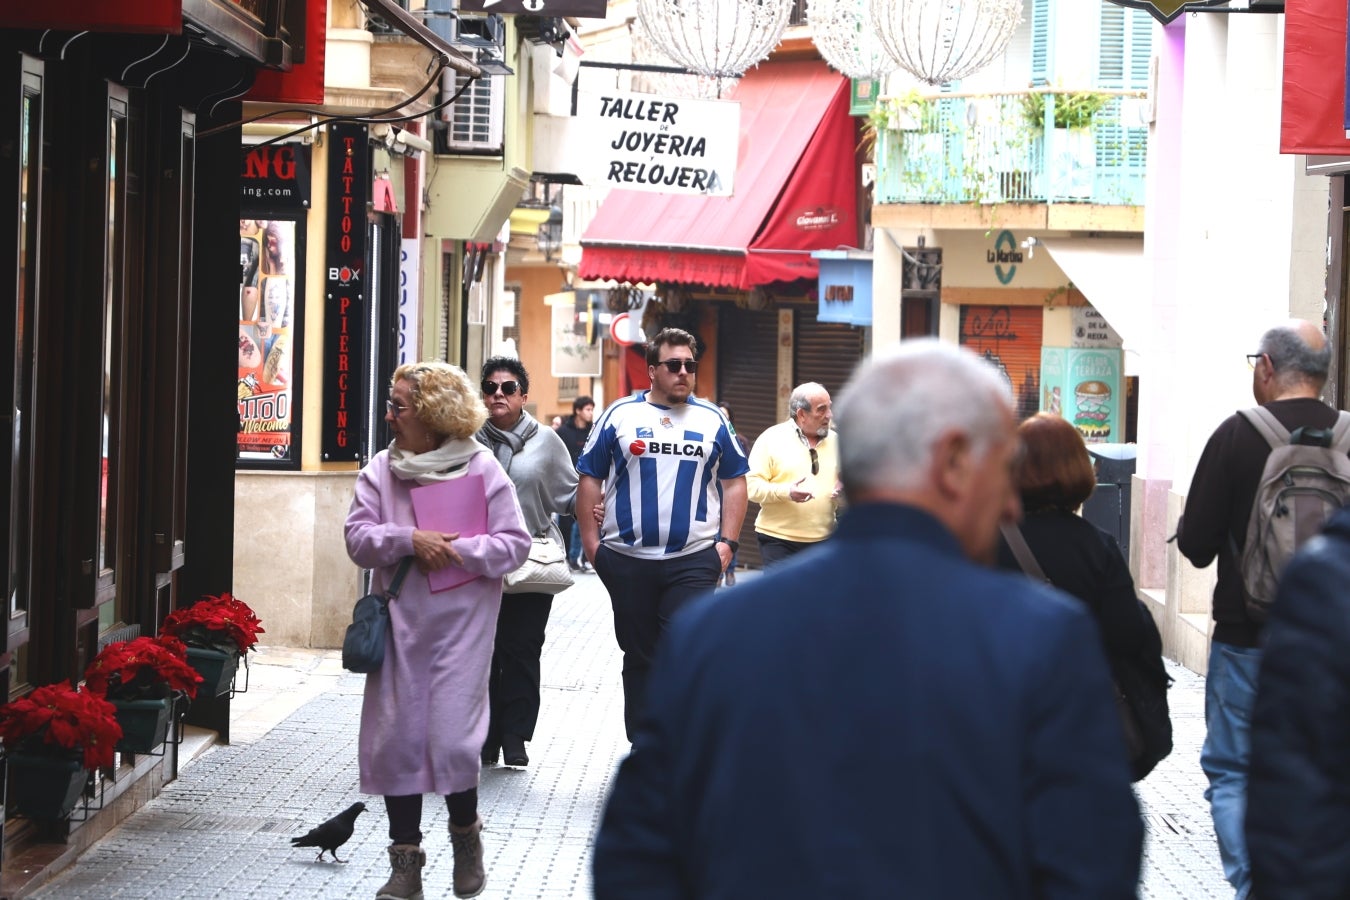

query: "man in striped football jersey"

left=577, top=327, right=749, bottom=740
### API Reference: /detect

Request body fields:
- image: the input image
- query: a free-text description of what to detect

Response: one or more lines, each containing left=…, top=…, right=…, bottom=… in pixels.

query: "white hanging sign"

left=577, top=89, right=739, bottom=197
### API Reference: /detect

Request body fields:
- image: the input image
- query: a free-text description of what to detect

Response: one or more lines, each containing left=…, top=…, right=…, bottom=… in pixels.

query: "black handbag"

left=342, top=558, right=413, bottom=673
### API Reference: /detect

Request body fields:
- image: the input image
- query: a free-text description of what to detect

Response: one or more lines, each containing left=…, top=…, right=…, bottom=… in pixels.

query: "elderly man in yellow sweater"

left=747, top=382, right=840, bottom=567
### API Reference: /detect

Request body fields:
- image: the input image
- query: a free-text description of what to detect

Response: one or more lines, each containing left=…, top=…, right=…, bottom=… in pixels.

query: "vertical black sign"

left=322, top=123, right=368, bottom=461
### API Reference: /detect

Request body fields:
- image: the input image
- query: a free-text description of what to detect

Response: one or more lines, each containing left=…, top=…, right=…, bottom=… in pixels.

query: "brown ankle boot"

left=375, top=844, right=425, bottom=900
left=448, top=818, right=486, bottom=898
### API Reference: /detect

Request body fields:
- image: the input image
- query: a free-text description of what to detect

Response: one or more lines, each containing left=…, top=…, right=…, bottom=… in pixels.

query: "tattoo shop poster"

left=238, top=218, right=297, bottom=463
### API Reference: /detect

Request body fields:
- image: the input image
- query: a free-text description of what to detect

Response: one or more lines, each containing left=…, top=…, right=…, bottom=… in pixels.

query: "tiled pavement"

left=31, top=568, right=1231, bottom=898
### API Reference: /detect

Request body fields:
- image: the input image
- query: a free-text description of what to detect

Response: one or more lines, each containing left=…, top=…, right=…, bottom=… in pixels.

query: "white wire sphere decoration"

left=635, top=0, right=795, bottom=80
left=869, top=0, right=1024, bottom=87
left=808, top=0, right=897, bottom=80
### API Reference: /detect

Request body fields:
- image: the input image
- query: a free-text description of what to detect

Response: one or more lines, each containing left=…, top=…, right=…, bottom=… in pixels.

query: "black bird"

left=290, top=801, right=367, bottom=862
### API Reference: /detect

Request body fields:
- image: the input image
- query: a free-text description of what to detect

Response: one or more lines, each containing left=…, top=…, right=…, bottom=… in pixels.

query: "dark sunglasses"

left=809, top=447, right=819, bottom=476
left=656, top=359, right=698, bottom=374
left=482, top=380, right=520, bottom=397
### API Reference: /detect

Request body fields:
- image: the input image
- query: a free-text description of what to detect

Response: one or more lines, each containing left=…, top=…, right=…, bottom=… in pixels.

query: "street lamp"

left=636, top=0, right=793, bottom=80
left=870, top=0, right=1023, bottom=87
left=809, top=0, right=896, bottom=80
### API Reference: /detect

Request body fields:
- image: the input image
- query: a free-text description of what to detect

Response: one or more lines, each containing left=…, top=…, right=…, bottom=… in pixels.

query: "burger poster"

left=1040, top=347, right=1123, bottom=444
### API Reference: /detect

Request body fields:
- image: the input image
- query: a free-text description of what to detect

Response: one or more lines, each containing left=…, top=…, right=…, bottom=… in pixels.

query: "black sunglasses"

left=482, top=380, right=520, bottom=396
left=656, top=359, right=698, bottom=374
left=809, top=447, right=819, bottom=476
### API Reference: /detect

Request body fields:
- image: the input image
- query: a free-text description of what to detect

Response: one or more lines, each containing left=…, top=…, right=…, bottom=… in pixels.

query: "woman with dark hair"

left=996, top=413, right=1149, bottom=669
left=476, top=356, right=577, bottom=770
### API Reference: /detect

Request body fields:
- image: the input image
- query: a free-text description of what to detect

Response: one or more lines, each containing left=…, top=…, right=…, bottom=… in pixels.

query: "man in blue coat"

left=592, top=340, right=1143, bottom=899
left=1247, top=505, right=1350, bottom=898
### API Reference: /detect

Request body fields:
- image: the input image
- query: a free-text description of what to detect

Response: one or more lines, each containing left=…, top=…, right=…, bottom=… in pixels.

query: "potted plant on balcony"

left=1020, top=89, right=1109, bottom=199
left=85, top=635, right=203, bottom=753
left=159, top=593, right=264, bottom=698
left=0, top=681, right=121, bottom=819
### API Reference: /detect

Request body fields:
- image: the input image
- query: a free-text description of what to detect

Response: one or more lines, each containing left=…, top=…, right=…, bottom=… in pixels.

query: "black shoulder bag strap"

left=385, top=557, right=415, bottom=600
left=1000, top=523, right=1050, bottom=584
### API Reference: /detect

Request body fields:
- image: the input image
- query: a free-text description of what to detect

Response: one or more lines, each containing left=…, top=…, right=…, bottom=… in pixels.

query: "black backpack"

left=1001, top=524, right=1173, bottom=781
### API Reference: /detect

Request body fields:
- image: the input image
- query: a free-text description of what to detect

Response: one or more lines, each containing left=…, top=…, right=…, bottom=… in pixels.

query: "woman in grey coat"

left=477, top=357, right=578, bottom=769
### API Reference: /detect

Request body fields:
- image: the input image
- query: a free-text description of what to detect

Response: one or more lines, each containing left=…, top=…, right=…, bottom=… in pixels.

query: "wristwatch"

left=717, top=538, right=740, bottom=554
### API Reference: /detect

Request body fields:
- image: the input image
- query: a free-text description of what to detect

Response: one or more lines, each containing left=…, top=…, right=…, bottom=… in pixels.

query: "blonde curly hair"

left=391, top=362, right=487, bottom=440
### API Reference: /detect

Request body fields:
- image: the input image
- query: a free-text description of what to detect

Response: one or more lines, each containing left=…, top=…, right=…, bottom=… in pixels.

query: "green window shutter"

left=1031, top=0, right=1052, bottom=87
left=1128, top=8, right=1152, bottom=90
left=1098, top=1, right=1125, bottom=88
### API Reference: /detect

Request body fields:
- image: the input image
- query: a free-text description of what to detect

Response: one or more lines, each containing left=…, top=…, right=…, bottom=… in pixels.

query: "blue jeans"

left=1201, top=640, right=1262, bottom=900
left=568, top=519, right=582, bottom=565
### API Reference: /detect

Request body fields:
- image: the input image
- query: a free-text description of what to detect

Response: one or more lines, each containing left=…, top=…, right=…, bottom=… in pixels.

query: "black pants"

left=756, top=533, right=817, bottom=567
left=386, top=790, right=477, bottom=843
left=558, top=514, right=577, bottom=559
left=592, top=545, right=721, bottom=740
left=484, top=590, right=553, bottom=748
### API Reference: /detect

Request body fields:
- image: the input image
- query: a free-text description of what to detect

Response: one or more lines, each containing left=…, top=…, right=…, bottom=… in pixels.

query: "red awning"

left=1281, top=0, right=1350, bottom=155
left=579, top=61, right=857, bottom=290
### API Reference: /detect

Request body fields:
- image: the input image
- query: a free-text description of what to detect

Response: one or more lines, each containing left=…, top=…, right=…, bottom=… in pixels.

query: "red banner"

left=246, top=0, right=327, bottom=105
left=1280, top=0, right=1350, bottom=154
left=3, top=0, right=182, bottom=32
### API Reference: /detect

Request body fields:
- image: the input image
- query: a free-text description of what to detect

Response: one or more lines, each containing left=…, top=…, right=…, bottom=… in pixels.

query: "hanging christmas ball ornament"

left=636, top=0, right=794, bottom=80
left=870, top=0, right=1024, bottom=87
left=809, top=0, right=896, bottom=80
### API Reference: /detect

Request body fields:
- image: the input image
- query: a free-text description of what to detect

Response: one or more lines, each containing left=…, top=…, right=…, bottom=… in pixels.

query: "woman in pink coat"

left=345, top=361, right=530, bottom=900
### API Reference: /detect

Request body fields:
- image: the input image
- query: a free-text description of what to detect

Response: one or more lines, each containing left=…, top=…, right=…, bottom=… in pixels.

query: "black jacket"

left=997, top=510, right=1149, bottom=662
left=1247, top=506, right=1350, bottom=899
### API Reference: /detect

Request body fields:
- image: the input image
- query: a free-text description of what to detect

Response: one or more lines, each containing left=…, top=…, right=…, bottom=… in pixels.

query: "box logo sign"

left=322, top=123, right=369, bottom=461
left=578, top=90, right=739, bottom=197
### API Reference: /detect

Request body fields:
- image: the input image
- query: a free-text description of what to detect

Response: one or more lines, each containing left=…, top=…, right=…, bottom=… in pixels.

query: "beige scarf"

left=387, top=437, right=488, bottom=484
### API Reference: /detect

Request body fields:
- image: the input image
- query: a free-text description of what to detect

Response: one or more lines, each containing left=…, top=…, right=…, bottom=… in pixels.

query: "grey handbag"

left=503, top=535, right=574, bottom=595
left=342, top=557, right=413, bottom=673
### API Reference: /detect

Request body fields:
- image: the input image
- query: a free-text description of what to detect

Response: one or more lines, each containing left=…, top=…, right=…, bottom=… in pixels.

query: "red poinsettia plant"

left=0, top=681, right=122, bottom=770
left=84, top=635, right=203, bottom=702
left=159, top=592, right=264, bottom=656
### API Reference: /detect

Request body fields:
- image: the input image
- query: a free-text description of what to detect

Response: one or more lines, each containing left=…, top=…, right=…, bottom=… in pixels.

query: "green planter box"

left=112, top=697, right=171, bottom=753
left=186, top=647, right=239, bottom=698
left=8, top=754, right=88, bottom=820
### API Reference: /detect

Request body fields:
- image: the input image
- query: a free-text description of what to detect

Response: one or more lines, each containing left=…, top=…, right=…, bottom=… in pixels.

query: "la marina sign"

left=580, top=89, right=739, bottom=197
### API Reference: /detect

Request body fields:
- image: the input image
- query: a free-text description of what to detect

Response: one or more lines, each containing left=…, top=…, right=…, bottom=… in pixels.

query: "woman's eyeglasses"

left=386, top=400, right=410, bottom=417
left=809, top=447, right=819, bottom=476
left=656, top=359, right=698, bottom=374
left=482, top=380, right=521, bottom=396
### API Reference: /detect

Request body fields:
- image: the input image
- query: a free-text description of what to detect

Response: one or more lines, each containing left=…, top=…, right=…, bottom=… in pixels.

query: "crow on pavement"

left=290, top=801, right=367, bottom=862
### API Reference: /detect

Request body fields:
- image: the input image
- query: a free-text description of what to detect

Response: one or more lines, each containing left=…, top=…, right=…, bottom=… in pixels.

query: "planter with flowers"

left=159, top=593, right=263, bottom=698
left=85, top=635, right=203, bottom=753
left=0, top=681, right=121, bottom=819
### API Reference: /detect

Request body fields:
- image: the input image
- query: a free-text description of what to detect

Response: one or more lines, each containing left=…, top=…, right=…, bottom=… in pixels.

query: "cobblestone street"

left=31, top=569, right=1228, bottom=898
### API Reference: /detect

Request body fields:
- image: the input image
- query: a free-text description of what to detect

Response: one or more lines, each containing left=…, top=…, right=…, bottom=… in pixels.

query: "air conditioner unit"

left=440, top=69, right=504, bottom=153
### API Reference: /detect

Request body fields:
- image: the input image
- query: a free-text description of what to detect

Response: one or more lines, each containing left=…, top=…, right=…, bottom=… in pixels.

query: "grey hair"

left=1259, top=324, right=1330, bottom=386
left=789, top=382, right=827, bottom=418
left=836, top=340, right=1014, bottom=496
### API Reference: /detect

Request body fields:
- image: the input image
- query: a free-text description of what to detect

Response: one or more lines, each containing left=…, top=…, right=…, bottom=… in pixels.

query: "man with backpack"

left=1178, top=319, right=1350, bottom=900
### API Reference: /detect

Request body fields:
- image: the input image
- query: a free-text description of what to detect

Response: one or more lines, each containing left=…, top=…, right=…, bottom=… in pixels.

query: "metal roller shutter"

left=958, top=305, right=1044, bottom=421
left=716, top=306, right=779, bottom=568
left=793, top=307, right=866, bottom=398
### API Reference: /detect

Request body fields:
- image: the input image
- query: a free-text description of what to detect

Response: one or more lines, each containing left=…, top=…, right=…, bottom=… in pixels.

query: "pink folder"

left=409, top=474, right=488, bottom=592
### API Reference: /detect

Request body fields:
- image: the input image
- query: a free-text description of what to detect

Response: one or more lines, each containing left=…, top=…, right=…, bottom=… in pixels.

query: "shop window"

left=3, top=59, right=43, bottom=659
left=93, top=89, right=130, bottom=608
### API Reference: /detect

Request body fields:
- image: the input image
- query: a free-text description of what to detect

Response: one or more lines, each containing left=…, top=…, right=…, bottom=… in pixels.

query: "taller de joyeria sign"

left=579, top=90, right=739, bottom=197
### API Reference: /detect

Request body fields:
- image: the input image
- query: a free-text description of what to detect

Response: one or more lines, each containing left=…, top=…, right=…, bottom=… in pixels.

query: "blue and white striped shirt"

left=578, top=393, right=749, bottom=559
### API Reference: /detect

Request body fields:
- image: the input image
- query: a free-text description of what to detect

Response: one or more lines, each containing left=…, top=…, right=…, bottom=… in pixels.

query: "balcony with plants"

left=870, top=89, right=1149, bottom=208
